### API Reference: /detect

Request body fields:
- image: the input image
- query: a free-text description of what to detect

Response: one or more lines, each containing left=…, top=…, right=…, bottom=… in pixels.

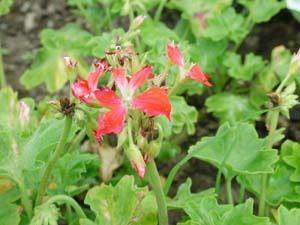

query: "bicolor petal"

left=88, top=60, right=108, bottom=91
left=71, top=79, right=94, bottom=103
left=94, top=87, right=123, bottom=108
left=111, top=68, right=128, bottom=92
left=132, top=87, right=171, bottom=120
left=129, top=65, right=153, bottom=93
left=188, top=64, right=212, bottom=87
left=95, top=106, right=127, bottom=141
left=167, top=43, right=184, bottom=67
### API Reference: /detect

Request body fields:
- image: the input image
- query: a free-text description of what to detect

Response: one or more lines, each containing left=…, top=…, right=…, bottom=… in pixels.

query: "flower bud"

left=289, top=49, right=300, bottom=75
left=19, top=101, right=30, bottom=127
left=125, top=144, right=146, bottom=178
left=129, top=15, right=146, bottom=31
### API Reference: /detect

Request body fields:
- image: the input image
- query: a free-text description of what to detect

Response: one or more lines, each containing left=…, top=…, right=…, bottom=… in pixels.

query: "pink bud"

left=19, top=101, right=30, bottom=126
left=131, top=160, right=146, bottom=179
left=167, top=42, right=185, bottom=67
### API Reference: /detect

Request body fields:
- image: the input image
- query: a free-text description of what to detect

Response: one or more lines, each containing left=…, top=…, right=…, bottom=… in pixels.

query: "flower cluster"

left=71, top=42, right=212, bottom=178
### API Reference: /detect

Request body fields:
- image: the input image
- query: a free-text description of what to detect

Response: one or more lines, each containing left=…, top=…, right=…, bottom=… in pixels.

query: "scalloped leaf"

left=84, top=176, right=157, bottom=225
left=278, top=205, right=300, bottom=225
left=282, top=140, right=300, bottom=182
left=188, top=122, right=279, bottom=178
left=205, top=92, right=259, bottom=124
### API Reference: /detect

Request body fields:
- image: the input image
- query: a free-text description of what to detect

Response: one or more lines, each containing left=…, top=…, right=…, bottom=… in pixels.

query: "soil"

left=2, top=1, right=300, bottom=224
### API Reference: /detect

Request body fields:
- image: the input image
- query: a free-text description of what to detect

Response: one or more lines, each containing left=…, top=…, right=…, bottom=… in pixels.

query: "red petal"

left=188, top=64, right=212, bottom=87
left=71, top=79, right=93, bottom=103
left=132, top=88, right=171, bottom=120
left=94, top=87, right=123, bottom=108
left=129, top=65, right=153, bottom=93
left=88, top=60, right=108, bottom=91
left=95, top=107, right=127, bottom=141
left=167, top=43, right=184, bottom=67
left=130, top=160, right=145, bottom=178
left=111, top=68, right=128, bottom=92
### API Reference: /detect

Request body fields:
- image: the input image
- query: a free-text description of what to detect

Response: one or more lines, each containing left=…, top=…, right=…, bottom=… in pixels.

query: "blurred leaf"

left=30, top=203, right=60, bottom=225
left=270, top=46, right=292, bottom=81
left=239, top=0, right=285, bottom=23
left=157, top=141, right=181, bottom=161
left=52, top=151, right=99, bottom=193
left=20, top=24, right=91, bottom=92
left=205, top=93, right=258, bottom=124
left=0, top=203, right=20, bottom=225
left=175, top=79, right=205, bottom=96
left=171, top=96, right=198, bottom=135
left=223, top=52, right=264, bottom=81
left=168, top=178, right=215, bottom=209
left=84, top=175, right=157, bottom=225
left=189, top=37, right=228, bottom=74
left=140, top=19, right=179, bottom=47
left=282, top=140, right=300, bottom=182
left=0, top=0, right=12, bottom=16
left=204, top=7, right=248, bottom=43
left=189, top=122, right=278, bottom=178
left=278, top=205, right=300, bottom=225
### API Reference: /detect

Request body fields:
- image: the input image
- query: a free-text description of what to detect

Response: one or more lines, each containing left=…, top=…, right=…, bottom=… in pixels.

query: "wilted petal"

left=95, top=107, right=127, bottom=141
left=167, top=43, right=184, bottom=67
left=112, top=68, right=128, bottom=93
left=188, top=64, right=212, bottom=87
left=94, top=87, right=123, bottom=108
left=129, top=65, right=153, bottom=93
left=132, top=88, right=171, bottom=120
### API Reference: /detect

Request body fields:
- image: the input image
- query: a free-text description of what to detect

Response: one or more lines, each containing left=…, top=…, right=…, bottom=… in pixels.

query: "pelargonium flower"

left=71, top=60, right=108, bottom=105
left=94, top=65, right=171, bottom=141
left=166, top=42, right=212, bottom=87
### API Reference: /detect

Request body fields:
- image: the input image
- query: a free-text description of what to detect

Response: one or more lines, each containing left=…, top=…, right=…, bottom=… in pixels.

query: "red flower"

left=94, top=65, right=171, bottom=141
left=188, top=64, right=212, bottom=87
left=71, top=60, right=108, bottom=105
left=167, top=43, right=184, bottom=67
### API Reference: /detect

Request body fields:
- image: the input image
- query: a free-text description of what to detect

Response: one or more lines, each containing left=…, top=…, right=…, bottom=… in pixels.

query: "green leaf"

left=175, top=79, right=205, bottom=96
left=189, top=122, right=278, bottom=178
left=205, top=93, right=258, bottom=124
left=223, top=52, right=264, bottom=81
left=189, top=38, right=228, bottom=74
left=171, top=96, right=198, bottom=135
left=278, top=205, right=300, bottom=225
left=30, top=203, right=60, bottom=225
left=20, top=24, right=91, bottom=92
left=168, top=178, right=215, bottom=209
left=282, top=140, right=300, bottom=182
left=84, top=176, right=157, bottom=225
left=157, top=141, right=181, bottom=161
left=140, top=19, right=179, bottom=47
left=52, top=151, right=99, bottom=193
left=0, top=0, right=12, bottom=16
left=239, top=0, right=285, bottom=23
left=204, top=7, right=248, bottom=43
left=0, top=203, right=20, bottom=225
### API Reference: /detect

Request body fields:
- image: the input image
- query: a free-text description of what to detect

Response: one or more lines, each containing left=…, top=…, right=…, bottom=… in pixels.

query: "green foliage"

left=20, top=24, right=91, bottom=92
left=238, top=0, right=285, bottom=23
left=30, top=204, right=60, bottom=225
left=223, top=52, right=264, bottom=81
left=0, top=203, right=20, bottom=225
left=189, top=122, right=278, bottom=178
left=278, top=205, right=300, bottom=225
left=0, top=0, right=12, bottom=16
left=83, top=176, right=157, bottom=225
left=205, top=93, right=258, bottom=124
left=282, top=140, right=300, bottom=182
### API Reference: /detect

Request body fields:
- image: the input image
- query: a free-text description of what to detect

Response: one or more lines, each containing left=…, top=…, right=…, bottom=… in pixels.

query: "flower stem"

left=215, top=168, right=222, bottom=196
left=35, top=116, right=73, bottom=206
left=239, top=185, right=245, bottom=204
left=147, top=160, right=168, bottom=225
left=45, top=195, right=87, bottom=219
left=258, top=110, right=279, bottom=216
left=18, top=180, right=32, bottom=219
left=164, top=154, right=192, bottom=195
left=226, top=177, right=233, bottom=204
left=67, top=129, right=86, bottom=153
left=154, top=0, right=167, bottom=23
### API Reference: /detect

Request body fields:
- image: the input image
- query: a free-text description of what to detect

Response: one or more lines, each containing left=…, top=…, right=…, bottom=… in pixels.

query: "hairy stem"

left=35, top=116, right=73, bottom=206
left=18, top=180, right=32, bottom=219
left=258, top=110, right=279, bottom=216
left=147, top=160, right=168, bottom=225
left=46, top=195, right=86, bottom=219
left=226, top=177, right=233, bottom=204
